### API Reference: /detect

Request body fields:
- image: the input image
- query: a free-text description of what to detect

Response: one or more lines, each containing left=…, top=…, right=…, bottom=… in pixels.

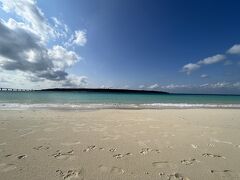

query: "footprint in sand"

left=109, top=148, right=117, bottom=152
left=210, top=169, right=239, bottom=179
left=56, top=168, right=85, bottom=180
left=4, top=154, right=12, bottom=157
left=140, top=148, right=152, bottom=155
left=140, top=148, right=160, bottom=155
left=83, top=145, right=96, bottom=152
left=113, top=154, right=124, bottom=159
left=202, top=153, right=225, bottom=159
left=154, top=149, right=161, bottom=153
left=159, top=172, right=190, bottom=180
left=98, top=165, right=124, bottom=175
left=0, top=163, right=17, bottom=172
left=181, top=158, right=198, bottom=165
left=235, top=145, right=240, bottom=148
left=33, top=145, right=50, bottom=150
left=113, top=152, right=132, bottom=159
left=52, top=150, right=74, bottom=160
left=17, top=154, right=27, bottom=159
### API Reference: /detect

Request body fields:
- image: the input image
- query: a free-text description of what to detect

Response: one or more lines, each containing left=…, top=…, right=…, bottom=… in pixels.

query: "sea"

left=0, top=91, right=240, bottom=110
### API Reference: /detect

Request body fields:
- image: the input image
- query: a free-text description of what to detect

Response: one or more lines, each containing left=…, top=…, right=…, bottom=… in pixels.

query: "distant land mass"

left=39, top=88, right=169, bottom=94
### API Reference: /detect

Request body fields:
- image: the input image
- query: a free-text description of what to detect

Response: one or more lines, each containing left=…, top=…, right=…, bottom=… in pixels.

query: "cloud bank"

left=0, top=0, right=87, bottom=88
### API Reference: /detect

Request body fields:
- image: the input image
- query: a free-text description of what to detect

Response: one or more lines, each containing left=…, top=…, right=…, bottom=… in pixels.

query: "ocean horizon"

left=1, top=91, right=240, bottom=110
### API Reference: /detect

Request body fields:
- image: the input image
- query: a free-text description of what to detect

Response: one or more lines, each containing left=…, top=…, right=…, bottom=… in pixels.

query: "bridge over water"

left=0, top=88, right=34, bottom=92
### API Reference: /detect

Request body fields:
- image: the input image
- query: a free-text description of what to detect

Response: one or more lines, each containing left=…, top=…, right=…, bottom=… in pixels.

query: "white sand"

left=0, top=109, right=240, bottom=180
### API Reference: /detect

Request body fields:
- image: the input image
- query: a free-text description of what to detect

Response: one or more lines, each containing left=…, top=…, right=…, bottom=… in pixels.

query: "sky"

left=0, top=0, right=240, bottom=94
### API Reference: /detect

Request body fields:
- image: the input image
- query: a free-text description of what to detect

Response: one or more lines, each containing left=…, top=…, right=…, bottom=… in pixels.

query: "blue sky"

left=0, top=0, right=240, bottom=94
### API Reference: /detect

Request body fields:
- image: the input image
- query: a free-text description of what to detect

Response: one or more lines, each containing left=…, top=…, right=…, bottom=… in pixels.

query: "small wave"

left=0, top=103, right=240, bottom=110
left=140, top=103, right=240, bottom=108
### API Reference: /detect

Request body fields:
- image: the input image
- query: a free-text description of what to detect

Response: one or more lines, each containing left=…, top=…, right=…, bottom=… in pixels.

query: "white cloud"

left=199, top=83, right=209, bottom=87
left=200, top=74, right=208, bottom=78
left=52, top=17, right=61, bottom=27
left=137, top=82, right=240, bottom=93
left=181, top=63, right=200, bottom=75
left=61, top=75, right=88, bottom=87
left=199, top=82, right=240, bottom=89
left=161, top=84, right=189, bottom=89
left=227, top=44, right=240, bottom=54
left=198, top=54, right=225, bottom=65
left=200, top=82, right=231, bottom=89
left=51, top=17, right=68, bottom=38
left=162, top=82, right=240, bottom=90
left=139, top=85, right=145, bottom=89
left=181, top=54, right=225, bottom=74
left=65, top=30, right=87, bottom=47
left=211, top=82, right=230, bottom=88
left=148, top=84, right=159, bottom=89
left=72, top=30, right=87, bottom=46
left=48, top=45, right=80, bottom=70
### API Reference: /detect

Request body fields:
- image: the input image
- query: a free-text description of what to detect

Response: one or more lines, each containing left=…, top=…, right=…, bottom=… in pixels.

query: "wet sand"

left=0, top=109, right=240, bottom=180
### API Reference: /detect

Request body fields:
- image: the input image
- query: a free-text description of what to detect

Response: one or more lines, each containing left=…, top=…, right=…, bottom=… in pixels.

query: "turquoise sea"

left=0, top=91, right=240, bottom=109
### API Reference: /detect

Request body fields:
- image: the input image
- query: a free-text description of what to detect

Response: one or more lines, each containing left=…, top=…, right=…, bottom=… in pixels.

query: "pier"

left=0, top=88, right=34, bottom=92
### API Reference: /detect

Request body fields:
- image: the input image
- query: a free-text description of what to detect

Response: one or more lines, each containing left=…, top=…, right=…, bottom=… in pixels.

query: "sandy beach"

left=0, top=109, right=240, bottom=180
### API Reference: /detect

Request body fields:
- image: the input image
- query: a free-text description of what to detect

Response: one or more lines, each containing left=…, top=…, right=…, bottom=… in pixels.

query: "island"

left=39, top=88, right=169, bottom=94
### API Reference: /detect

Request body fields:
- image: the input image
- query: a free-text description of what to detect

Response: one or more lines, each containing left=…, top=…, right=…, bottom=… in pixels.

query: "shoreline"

left=0, top=102, right=240, bottom=111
